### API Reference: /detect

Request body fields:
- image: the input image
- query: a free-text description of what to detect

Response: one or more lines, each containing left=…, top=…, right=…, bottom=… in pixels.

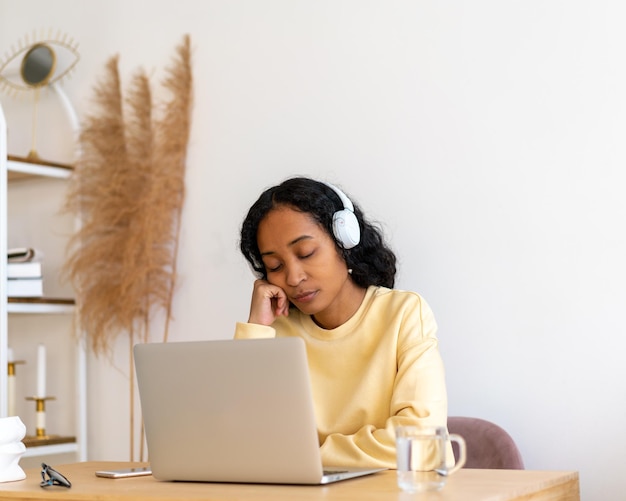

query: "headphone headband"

left=322, top=182, right=354, bottom=212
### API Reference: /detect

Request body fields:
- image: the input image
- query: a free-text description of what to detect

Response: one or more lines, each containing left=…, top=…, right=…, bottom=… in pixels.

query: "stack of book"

left=7, top=248, right=43, bottom=298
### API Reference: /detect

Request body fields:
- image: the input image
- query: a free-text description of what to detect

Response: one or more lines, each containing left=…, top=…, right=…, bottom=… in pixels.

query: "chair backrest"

left=447, top=416, right=525, bottom=469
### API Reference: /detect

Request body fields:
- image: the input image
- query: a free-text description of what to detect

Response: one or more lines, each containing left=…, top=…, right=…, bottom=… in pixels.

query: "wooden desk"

left=0, top=461, right=579, bottom=500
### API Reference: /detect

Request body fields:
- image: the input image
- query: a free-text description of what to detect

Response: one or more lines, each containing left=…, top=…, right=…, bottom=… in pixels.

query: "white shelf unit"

left=0, top=95, right=87, bottom=461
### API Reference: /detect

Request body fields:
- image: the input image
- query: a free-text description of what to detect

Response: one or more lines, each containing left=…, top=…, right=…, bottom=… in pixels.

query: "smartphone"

left=95, top=466, right=152, bottom=478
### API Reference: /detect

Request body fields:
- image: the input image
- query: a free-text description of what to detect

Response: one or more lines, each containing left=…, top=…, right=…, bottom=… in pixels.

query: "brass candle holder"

left=25, top=396, right=56, bottom=439
left=7, top=360, right=26, bottom=376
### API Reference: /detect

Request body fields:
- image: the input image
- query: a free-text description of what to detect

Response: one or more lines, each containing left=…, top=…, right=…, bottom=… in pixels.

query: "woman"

left=236, top=177, right=449, bottom=468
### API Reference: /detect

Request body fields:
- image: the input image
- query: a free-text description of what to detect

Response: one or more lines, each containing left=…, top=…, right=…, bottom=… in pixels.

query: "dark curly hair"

left=240, top=177, right=396, bottom=288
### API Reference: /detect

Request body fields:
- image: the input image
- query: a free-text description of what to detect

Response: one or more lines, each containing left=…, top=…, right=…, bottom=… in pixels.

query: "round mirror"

left=20, top=43, right=56, bottom=87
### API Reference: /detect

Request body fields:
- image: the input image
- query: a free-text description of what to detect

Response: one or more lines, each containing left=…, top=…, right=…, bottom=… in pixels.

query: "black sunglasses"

left=40, top=463, right=72, bottom=488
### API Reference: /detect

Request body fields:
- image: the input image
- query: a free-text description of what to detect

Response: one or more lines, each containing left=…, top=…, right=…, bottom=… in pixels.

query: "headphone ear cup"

left=332, top=209, right=360, bottom=249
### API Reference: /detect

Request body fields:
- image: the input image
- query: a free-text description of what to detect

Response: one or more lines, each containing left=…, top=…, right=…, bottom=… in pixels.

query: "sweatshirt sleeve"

left=319, top=295, right=450, bottom=469
left=233, top=322, right=276, bottom=339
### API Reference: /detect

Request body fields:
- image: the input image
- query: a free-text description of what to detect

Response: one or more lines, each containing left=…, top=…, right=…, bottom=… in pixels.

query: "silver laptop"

left=133, top=337, right=385, bottom=484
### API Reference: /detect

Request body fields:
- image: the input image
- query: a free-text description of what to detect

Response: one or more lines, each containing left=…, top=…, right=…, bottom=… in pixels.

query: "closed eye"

left=266, top=252, right=312, bottom=272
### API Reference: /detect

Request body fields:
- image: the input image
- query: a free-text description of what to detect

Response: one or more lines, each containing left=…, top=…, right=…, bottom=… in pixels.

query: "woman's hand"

left=247, top=279, right=290, bottom=326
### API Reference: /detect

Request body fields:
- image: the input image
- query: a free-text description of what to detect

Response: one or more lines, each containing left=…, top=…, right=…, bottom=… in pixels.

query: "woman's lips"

left=292, top=290, right=318, bottom=303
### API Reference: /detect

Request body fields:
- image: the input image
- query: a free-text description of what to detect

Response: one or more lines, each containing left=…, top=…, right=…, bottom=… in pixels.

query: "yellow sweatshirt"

left=234, top=285, right=449, bottom=469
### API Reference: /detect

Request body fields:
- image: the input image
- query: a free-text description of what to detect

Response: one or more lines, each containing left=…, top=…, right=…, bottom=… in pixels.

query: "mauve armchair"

left=447, top=416, right=525, bottom=469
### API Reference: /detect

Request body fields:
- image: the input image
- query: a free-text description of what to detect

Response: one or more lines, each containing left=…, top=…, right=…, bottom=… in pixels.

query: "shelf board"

left=8, top=297, right=75, bottom=314
left=7, top=154, right=74, bottom=180
left=22, top=435, right=77, bottom=457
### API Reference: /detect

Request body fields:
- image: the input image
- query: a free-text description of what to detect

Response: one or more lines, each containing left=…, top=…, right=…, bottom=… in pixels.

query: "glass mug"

left=395, top=425, right=466, bottom=493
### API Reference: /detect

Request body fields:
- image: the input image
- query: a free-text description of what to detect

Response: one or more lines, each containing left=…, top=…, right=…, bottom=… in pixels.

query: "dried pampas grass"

left=65, top=34, right=192, bottom=354
left=63, top=35, right=193, bottom=459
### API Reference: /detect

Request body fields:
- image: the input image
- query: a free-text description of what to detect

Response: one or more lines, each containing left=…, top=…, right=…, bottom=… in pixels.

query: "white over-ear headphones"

left=322, top=182, right=361, bottom=249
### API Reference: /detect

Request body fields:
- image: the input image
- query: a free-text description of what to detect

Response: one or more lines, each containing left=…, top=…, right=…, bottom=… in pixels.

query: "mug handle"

left=448, top=433, right=467, bottom=475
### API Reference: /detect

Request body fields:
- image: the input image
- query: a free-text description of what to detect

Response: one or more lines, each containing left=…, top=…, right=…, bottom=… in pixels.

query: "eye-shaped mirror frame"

left=20, top=43, right=57, bottom=87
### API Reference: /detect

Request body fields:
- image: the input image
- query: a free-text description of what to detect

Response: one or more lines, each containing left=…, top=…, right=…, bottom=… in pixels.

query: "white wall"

left=1, top=1, right=624, bottom=498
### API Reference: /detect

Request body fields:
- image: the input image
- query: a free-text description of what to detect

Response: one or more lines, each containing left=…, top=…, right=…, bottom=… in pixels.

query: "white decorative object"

left=0, top=416, right=26, bottom=482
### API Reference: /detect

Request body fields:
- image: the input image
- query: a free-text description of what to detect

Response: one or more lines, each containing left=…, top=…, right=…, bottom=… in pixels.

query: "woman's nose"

left=285, top=262, right=306, bottom=286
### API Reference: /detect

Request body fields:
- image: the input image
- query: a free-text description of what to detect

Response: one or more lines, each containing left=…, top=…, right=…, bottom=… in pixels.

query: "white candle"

left=8, top=380, right=16, bottom=416
left=7, top=347, right=14, bottom=362
left=37, top=408, right=46, bottom=432
left=37, top=344, right=46, bottom=398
